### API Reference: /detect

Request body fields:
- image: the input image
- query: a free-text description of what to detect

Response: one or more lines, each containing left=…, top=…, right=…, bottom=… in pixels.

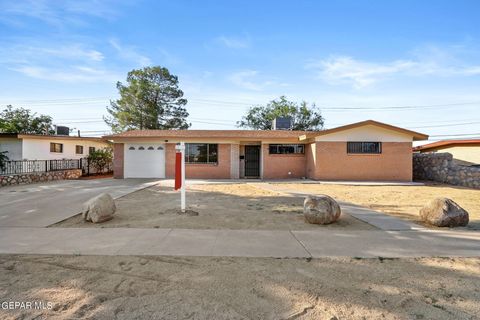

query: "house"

left=413, top=139, right=480, bottom=165
left=104, top=120, right=428, bottom=182
left=0, top=133, right=109, bottom=161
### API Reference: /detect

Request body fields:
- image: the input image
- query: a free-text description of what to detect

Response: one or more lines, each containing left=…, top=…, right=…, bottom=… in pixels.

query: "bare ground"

left=53, top=184, right=373, bottom=230
left=0, top=255, right=479, bottom=320
left=271, top=182, right=480, bottom=230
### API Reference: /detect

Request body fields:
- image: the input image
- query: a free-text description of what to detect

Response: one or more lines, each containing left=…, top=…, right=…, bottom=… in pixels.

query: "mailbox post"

left=175, top=142, right=186, bottom=212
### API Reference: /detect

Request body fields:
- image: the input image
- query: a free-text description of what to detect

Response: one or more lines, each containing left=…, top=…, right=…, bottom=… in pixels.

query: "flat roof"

left=414, top=139, right=480, bottom=151
left=0, top=133, right=107, bottom=142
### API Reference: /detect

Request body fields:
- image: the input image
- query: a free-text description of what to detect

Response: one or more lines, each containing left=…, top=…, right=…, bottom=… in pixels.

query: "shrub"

left=87, top=147, right=113, bottom=174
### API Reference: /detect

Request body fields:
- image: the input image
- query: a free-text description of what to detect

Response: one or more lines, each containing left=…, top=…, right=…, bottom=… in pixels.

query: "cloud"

left=0, top=0, right=128, bottom=27
left=307, top=45, right=480, bottom=88
left=109, top=39, right=151, bottom=67
left=10, top=65, right=119, bottom=82
left=228, top=70, right=289, bottom=91
left=215, top=35, right=251, bottom=49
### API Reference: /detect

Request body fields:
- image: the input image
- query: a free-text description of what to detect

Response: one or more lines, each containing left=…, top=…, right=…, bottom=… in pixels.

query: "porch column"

left=230, top=143, right=240, bottom=179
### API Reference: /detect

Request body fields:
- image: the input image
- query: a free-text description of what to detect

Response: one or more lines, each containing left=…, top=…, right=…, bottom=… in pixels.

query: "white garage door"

left=124, top=143, right=165, bottom=178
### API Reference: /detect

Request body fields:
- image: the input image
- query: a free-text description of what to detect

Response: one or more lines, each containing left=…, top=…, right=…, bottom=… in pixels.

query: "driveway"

left=0, top=178, right=160, bottom=227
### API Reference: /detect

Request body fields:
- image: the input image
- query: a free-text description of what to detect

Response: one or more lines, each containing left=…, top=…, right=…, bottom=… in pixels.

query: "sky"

left=0, top=0, right=479, bottom=143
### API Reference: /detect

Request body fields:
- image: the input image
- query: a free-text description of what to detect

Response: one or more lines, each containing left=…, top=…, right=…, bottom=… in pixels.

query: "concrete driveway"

left=0, top=178, right=159, bottom=227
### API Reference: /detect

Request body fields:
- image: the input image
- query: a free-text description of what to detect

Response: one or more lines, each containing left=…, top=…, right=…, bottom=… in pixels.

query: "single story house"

left=413, top=139, right=480, bottom=165
left=0, top=133, right=109, bottom=161
left=104, top=120, right=428, bottom=181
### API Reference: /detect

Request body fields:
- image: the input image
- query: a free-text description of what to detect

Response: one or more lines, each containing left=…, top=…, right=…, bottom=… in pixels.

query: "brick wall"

left=165, top=143, right=232, bottom=179
left=310, top=141, right=413, bottom=181
left=113, top=143, right=124, bottom=179
left=262, top=145, right=307, bottom=179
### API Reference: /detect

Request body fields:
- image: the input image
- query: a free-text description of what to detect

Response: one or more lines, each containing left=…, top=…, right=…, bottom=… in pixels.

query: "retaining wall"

left=413, top=152, right=480, bottom=189
left=0, top=169, right=82, bottom=187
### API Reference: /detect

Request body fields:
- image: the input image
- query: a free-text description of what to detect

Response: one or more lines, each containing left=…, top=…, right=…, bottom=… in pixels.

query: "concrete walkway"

left=0, top=178, right=160, bottom=227
left=0, top=227, right=478, bottom=258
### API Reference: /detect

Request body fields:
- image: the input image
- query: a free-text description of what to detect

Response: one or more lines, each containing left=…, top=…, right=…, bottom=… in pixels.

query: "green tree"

left=87, top=147, right=113, bottom=174
left=0, top=105, right=54, bottom=134
left=0, top=151, right=8, bottom=171
left=105, top=66, right=190, bottom=132
left=237, top=96, right=324, bottom=131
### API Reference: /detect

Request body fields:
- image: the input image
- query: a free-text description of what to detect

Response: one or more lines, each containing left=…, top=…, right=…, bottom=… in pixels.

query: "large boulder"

left=419, top=197, right=469, bottom=227
left=82, top=193, right=116, bottom=223
left=303, top=195, right=341, bottom=224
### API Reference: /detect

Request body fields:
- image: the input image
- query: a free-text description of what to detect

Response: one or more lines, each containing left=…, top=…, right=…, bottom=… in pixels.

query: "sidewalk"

left=1, top=227, right=479, bottom=258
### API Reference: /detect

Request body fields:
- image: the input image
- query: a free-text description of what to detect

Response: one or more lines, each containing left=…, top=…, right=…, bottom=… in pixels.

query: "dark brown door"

left=244, top=146, right=260, bottom=178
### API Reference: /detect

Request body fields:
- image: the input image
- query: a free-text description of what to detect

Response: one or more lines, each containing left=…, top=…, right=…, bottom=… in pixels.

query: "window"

left=50, top=143, right=63, bottom=153
left=138, top=146, right=145, bottom=150
left=347, top=142, right=382, bottom=154
left=89, top=147, right=96, bottom=154
left=129, top=146, right=135, bottom=150
left=147, top=146, right=154, bottom=150
left=185, top=143, right=218, bottom=164
left=269, top=144, right=305, bottom=154
left=75, top=145, right=84, bottom=154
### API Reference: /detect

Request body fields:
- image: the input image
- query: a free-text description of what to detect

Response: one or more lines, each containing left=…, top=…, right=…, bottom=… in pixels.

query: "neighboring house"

left=104, top=120, right=428, bottom=181
left=413, top=139, right=480, bottom=165
left=0, top=133, right=109, bottom=161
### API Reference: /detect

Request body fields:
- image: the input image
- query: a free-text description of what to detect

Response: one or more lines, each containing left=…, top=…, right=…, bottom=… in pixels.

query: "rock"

left=419, top=198, right=469, bottom=227
left=303, top=195, right=341, bottom=224
left=82, top=193, right=116, bottom=223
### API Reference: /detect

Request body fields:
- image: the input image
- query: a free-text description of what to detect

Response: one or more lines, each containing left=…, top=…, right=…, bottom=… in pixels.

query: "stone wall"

left=0, top=169, right=82, bottom=187
left=413, top=152, right=480, bottom=189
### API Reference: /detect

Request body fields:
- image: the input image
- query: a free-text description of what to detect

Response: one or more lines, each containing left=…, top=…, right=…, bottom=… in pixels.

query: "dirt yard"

left=54, top=184, right=373, bottom=230
left=271, top=182, right=480, bottom=230
left=0, top=255, right=479, bottom=320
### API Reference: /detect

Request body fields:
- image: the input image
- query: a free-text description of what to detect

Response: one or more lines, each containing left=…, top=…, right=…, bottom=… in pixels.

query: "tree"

left=87, top=147, right=113, bottom=174
left=0, top=151, right=8, bottom=171
left=237, top=96, right=324, bottom=131
left=0, top=105, right=54, bottom=134
left=105, top=66, right=190, bottom=132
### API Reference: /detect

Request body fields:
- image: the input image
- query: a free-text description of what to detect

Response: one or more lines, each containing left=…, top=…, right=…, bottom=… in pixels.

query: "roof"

left=413, top=139, right=480, bottom=151
left=316, top=120, right=429, bottom=141
left=0, top=133, right=107, bottom=142
left=104, top=130, right=318, bottom=140
left=104, top=119, right=429, bottom=141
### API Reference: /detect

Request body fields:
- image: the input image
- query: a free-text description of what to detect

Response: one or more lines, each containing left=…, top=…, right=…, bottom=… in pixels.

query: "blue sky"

left=0, top=0, right=479, bottom=142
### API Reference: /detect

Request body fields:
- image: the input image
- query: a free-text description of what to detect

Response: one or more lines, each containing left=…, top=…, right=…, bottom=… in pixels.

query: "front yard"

left=53, top=183, right=373, bottom=230
left=272, top=182, right=480, bottom=229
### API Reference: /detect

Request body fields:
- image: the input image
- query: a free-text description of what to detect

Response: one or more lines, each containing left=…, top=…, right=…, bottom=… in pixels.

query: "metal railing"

left=0, top=158, right=112, bottom=176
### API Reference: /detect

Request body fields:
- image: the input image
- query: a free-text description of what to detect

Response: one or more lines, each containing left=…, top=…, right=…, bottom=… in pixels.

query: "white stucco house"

left=0, top=133, right=109, bottom=161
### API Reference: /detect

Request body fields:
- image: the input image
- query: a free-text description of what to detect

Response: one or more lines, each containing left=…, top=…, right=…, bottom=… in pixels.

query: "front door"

left=244, top=145, right=260, bottom=178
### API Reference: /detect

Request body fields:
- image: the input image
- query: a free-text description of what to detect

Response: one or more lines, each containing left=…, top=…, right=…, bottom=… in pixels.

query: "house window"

left=89, top=147, right=96, bottom=154
left=75, top=145, right=84, bottom=154
left=269, top=144, right=305, bottom=154
left=185, top=143, right=218, bottom=164
left=50, top=143, right=63, bottom=153
left=347, top=142, right=382, bottom=154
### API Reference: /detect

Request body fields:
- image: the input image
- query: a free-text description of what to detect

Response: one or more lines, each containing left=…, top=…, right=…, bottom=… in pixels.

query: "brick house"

left=104, top=120, right=428, bottom=181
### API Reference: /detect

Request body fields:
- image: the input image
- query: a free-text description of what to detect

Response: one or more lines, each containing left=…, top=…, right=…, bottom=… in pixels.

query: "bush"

left=87, top=147, right=113, bottom=174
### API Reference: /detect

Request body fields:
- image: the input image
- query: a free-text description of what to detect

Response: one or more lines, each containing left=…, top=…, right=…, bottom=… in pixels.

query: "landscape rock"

left=82, top=193, right=116, bottom=223
left=303, top=195, right=341, bottom=224
left=419, top=197, right=469, bottom=227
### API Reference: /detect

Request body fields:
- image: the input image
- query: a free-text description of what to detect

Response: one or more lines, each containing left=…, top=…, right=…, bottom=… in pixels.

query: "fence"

left=0, top=158, right=112, bottom=176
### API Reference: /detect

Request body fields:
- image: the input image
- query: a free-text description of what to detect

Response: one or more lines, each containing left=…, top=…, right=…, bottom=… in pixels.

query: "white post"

left=180, top=142, right=186, bottom=212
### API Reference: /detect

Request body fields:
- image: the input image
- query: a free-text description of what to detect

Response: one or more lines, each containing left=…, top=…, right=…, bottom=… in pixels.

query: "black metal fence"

left=0, top=158, right=112, bottom=176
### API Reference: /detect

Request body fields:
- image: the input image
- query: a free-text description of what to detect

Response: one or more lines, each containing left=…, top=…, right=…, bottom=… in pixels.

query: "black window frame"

left=269, top=144, right=305, bottom=155
left=50, top=142, right=63, bottom=153
left=347, top=142, right=382, bottom=154
left=89, top=147, right=96, bottom=154
left=185, top=143, right=218, bottom=164
left=75, top=145, right=84, bottom=154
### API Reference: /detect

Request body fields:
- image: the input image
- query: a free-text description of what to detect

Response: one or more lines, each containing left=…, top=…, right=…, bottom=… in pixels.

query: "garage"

left=124, top=143, right=165, bottom=178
